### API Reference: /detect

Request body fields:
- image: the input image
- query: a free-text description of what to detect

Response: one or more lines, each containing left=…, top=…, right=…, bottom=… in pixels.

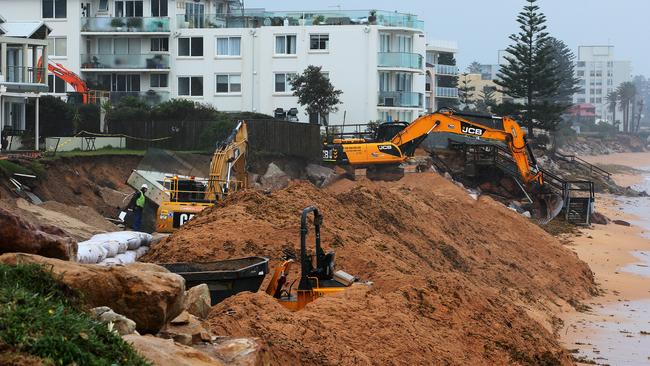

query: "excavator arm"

left=37, top=57, right=90, bottom=103
left=204, top=121, right=248, bottom=201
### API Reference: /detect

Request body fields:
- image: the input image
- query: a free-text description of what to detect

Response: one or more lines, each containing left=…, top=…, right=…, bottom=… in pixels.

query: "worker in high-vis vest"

left=132, top=184, right=148, bottom=232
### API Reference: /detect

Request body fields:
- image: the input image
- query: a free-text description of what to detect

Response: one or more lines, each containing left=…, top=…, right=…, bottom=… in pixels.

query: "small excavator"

left=322, top=109, right=564, bottom=223
left=266, top=206, right=354, bottom=311
left=37, top=58, right=100, bottom=104
left=155, top=121, right=248, bottom=232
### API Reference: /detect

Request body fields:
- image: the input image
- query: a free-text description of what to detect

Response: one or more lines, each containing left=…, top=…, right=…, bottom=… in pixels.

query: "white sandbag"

left=115, top=250, right=138, bottom=264
left=98, top=257, right=123, bottom=266
left=77, top=242, right=108, bottom=264
left=116, top=240, right=128, bottom=254
left=138, top=233, right=153, bottom=246
left=92, top=231, right=141, bottom=250
left=99, top=240, right=121, bottom=258
left=135, top=246, right=149, bottom=259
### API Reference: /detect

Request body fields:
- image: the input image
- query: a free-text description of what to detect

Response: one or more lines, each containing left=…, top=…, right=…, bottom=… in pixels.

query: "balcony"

left=378, top=91, right=423, bottom=108
left=110, top=90, right=170, bottom=106
left=3, top=66, right=48, bottom=86
left=81, top=17, right=170, bottom=33
left=436, top=87, right=459, bottom=98
left=434, top=64, right=459, bottom=76
left=176, top=10, right=423, bottom=30
left=378, top=52, right=423, bottom=71
left=81, top=54, right=170, bottom=71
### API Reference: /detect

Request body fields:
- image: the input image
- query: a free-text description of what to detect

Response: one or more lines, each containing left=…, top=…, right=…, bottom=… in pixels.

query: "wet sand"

left=560, top=152, right=650, bottom=365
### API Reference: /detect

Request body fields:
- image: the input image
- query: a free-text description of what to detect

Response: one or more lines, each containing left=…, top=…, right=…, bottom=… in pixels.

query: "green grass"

left=47, top=148, right=146, bottom=159
left=0, top=264, right=150, bottom=366
left=0, top=160, right=35, bottom=177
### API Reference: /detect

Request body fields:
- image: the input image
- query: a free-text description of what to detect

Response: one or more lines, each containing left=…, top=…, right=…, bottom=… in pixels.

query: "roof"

left=568, top=103, right=596, bottom=117
left=0, top=21, right=51, bottom=39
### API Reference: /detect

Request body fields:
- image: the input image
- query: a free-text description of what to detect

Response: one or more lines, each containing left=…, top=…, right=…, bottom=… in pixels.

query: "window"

left=185, top=2, right=205, bottom=27
left=151, top=0, right=168, bottom=17
left=309, top=34, right=329, bottom=50
left=115, top=0, right=143, bottom=17
left=43, top=0, right=66, bottom=18
left=113, top=38, right=140, bottom=54
left=379, top=34, right=390, bottom=53
left=215, top=37, right=241, bottom=56
left=396, top=35, right=412, bottom=53
left=47, top=75, right=66, bottom=93
left=151, top=38, right=169, bottom=52
left=577, top=61, right=586, bottom=67
left=577, top=70, right=584, bottom=77
left=577, top=98, right=585, bottom=103
left=590, top=98, right=595, bottom=103
left=215, top=74, right=241, bottom=93
left=274, top=73, right=295, bottom=93
left=98, top=0, right=109, bottom=11
left=596, top=98, right=602, bottom=103
left=47, top=37, right=67, bottom=57
left=178, top=37, right=203, bottom=56
left=150, top=73, right=168, bottom=88
left=112, top=74, right=140, bottom=92
left=275, top=35, right=297, bottom=55
left=178, top=76, right=203, bottom=96
left=379, top=72, right=390, bottom=92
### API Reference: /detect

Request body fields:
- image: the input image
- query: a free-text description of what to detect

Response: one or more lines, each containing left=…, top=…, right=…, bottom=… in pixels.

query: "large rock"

left=259, top=163, right=289, bottom=190
left=590, top=212, right=609, bottom=225
left=158, top=310, right=212, bottom=345
left=124, top=334, right=224, bottom=366
left=195, top=338, right=267, bottom=366
left=0, top=207, right=77, bottom=260
left=184, top=284, right=211, bottom=319
left=305, top=163, right=338, bottom=187
left=90, top=306, right=137, bottom=335
left=0, top=253, right=185, bottom=334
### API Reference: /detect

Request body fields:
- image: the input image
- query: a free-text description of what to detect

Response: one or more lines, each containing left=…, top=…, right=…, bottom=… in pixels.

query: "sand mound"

left=144, top=172, right=596, bottom=365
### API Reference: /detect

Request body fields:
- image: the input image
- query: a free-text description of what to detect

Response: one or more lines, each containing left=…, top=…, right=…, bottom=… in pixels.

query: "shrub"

left=37, top=96, right=74, bottom=136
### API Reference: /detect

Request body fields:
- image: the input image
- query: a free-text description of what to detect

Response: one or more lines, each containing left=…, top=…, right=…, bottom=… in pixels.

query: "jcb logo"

left=461, top=122, right=484, bottom=136
left=378, top=145, right=392, bottom=151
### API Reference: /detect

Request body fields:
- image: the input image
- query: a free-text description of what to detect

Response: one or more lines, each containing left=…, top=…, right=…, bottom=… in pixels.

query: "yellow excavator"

left=322, top=110, right=564, bottom=222
left=266, top=206, right=354, bottom=311
left=155, top=121, right=248, bottom=232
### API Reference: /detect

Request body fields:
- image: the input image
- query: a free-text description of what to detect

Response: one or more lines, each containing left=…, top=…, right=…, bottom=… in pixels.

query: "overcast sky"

left=244, top=0, right=650, bottom=75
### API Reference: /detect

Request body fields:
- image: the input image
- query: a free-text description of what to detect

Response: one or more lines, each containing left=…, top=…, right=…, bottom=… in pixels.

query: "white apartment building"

left=573, top=45, right=631, bottom=122
left=425, top=40, right=459, bottom=113
left=0, top=1, right=426, bottom=124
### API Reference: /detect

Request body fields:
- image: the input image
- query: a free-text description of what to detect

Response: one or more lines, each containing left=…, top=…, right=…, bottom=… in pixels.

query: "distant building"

left=459, top=73, right=506, bottom=106
left=573, top=46, right=631, bottom=122
left=425, top=40, right=459, bottom=113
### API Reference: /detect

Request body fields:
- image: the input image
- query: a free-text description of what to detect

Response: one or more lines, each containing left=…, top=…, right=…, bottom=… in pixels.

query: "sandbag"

left=99, top=240, right=121, bottom=258
left=135, top=246, right=149, bottom=259
left=98, top=257, right=123, bottom=266
left=115, top=250, right=138, bottom=265
left=92, top=232, right=141, bottom=250
left=77, top=242, right=108, bottom=264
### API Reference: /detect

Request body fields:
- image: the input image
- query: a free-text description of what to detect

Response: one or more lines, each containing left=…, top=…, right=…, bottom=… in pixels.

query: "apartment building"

left=425, top=41, right=459, bottom=113
left=573, top=45, right=631, bottom=122
left=0, top=1, right=426, bottom=124
left=0, top=15, right=50, bottom=150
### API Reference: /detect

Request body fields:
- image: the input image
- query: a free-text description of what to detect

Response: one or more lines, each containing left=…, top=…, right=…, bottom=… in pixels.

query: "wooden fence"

left=108, top=119, right=321, bottom=159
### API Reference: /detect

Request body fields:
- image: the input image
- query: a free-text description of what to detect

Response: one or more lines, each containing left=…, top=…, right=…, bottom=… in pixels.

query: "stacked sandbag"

left=76, top=231, right=153, bottom=265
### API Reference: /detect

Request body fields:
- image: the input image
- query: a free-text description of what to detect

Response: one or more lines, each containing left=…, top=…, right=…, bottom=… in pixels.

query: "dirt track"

left=144, top=172, right=597, bottom=365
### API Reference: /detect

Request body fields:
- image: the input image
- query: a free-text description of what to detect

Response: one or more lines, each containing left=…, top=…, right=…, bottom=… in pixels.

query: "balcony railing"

left=110, top=90, right=170, bottom=105
left=378, top=91, right=423, bottom=108
left=81, top=54, right=170, bottom=70
left=436, top=87, right=459, bottom=98
left=176, top=10, right=423, bottom=30
left=435, top=64, right=459, bottom=75
left=378, top=52, right=423, bottom=70
left=81, top=17, right=170, bottom=32
left=4, top=66, right=48, bottom=84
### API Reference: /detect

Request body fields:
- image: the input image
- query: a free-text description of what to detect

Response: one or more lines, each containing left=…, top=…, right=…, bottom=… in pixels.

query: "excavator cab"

left=266, top=206, right=353, bottom=311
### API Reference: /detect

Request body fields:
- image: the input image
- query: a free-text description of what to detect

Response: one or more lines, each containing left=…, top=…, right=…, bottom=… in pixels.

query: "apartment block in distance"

left=0, top=1, right=426, bottom=124
left=425, top=40, right=459, bottom=113
left=573, top=45, right=631, bottom=122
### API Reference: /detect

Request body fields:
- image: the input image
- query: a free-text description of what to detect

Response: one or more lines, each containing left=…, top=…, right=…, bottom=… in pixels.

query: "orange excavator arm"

left=37, top=56, right=89, bottom=103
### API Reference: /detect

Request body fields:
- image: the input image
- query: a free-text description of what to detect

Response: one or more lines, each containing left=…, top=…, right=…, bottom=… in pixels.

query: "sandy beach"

left=560, top=152, right=650, bottom=365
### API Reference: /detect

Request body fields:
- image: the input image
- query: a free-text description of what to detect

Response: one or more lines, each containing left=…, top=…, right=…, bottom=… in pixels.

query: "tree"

left=457, top=73, right=476, bottom=111
left=547, top=37, right=580, bottom=104
left=467, top=61, right=482, bottom=74
left=495, top=0, right=564, bottom=136
left=617, top=81, right=637, bottom=133
left=607, top=90, right=618, bottom=125
left=475, top=86, right=497, bottom=113
left=290, top=65, right=342, bottom=125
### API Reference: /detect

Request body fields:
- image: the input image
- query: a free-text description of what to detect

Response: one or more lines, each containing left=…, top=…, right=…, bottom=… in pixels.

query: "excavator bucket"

left=533, top=193, right=564, bottom=225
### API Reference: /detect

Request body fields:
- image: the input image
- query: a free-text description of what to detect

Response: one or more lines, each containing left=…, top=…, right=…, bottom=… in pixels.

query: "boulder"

left=590, top=212, right=609, bottom=225
left=305, top=163, right=338, bottom=187
left=613, top=219, right=631, bottom=227
left=158, top=310, right=213, bottom=346
left=124, top=334, right=224, bottom=366
left=259, top=163, right=289, bottom=190
left=0, top=253, right=185, bottom=334
left=184, top=284, right=212, bottom=319
left=0, top=207, right=77, bottom=260
left=196, top=338, right=267, bottom=366
left=90, top=306, right=136, bottom=335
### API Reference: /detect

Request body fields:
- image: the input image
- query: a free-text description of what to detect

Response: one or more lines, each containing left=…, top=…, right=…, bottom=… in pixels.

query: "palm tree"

left=617, top=82, right=637, bottom=133
left=607, top=90, right=618, bottom=125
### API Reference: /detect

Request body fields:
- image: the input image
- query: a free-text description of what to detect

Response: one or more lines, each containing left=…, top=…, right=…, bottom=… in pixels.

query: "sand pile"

left=144, top=172, right=596, bottom=365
